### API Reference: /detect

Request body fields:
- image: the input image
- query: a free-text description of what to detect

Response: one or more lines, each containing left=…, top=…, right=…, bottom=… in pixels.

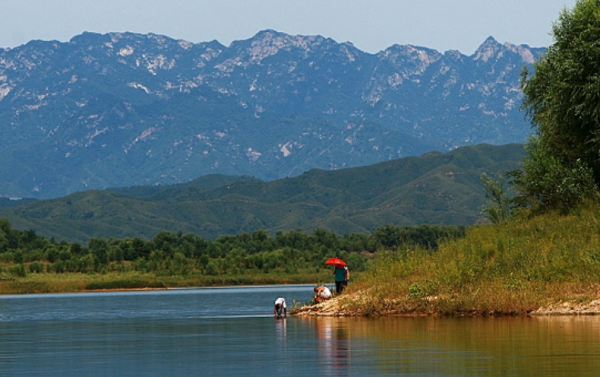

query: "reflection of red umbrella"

left=324, top=257, right=347, bottom=267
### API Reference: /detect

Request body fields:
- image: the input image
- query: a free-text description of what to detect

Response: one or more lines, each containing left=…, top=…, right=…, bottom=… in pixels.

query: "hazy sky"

left=1, top=0, right=578, bottom=54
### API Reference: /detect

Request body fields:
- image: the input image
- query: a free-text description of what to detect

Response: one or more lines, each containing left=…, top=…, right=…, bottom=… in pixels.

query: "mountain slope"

left=0, top=144, right=525, bottom=243
left=0, top=31, right=541, bottom=198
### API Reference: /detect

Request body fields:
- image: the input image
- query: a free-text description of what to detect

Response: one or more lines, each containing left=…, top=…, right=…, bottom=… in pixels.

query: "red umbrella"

left=324, top=257, right=347, bottom=267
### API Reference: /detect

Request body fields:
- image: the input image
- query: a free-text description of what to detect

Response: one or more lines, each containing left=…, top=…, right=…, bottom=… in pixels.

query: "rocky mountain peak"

left=473, top=36, right=504, bottom=61
left=230, top=29, right=333, bottom=62
left=0, top=30, right=545, bottom=199
left=379, top=44, right=442, bottom=73
left=502, top=42, right=538, bottom=64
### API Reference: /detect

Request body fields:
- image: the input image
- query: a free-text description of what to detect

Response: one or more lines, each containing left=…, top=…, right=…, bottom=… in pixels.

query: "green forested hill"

left=0, top=144, right=524, bottom=243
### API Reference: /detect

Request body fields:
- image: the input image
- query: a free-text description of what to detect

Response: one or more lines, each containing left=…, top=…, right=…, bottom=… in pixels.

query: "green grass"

left=85, top=280, right=166, bottom=290
left=340, top=202, right=600, bottom=316
left=0, top=269, right=334, bottom=294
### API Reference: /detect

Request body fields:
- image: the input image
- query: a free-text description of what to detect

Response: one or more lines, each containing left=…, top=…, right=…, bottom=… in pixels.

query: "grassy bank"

left=0, top=270, right=333, bottom=294
left=325, top=204, right=600, bottom=316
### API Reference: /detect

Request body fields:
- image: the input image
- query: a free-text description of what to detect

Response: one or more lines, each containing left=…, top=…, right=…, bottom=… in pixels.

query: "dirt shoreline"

left=292, top=295, right=600, bottom=317
left=85, top=287, right=172, bottom=293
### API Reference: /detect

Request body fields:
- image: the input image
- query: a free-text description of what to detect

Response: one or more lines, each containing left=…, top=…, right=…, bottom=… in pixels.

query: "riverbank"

left=0, top=271, right=331, bottom=294
left=294, top=205, right=600, bottom=317
left=292, top=290, right=600, bottom=317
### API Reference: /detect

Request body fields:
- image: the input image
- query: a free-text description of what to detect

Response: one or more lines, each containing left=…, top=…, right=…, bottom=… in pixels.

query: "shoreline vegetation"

left=3, top=203, right=600, bottom=319
left=0, top=271, right=332, bottom=295
left=0, top=202, right=599, bottom=319
left=293, top=203, right=600, bottom=317
left=0, top=218, right=464, bottom=295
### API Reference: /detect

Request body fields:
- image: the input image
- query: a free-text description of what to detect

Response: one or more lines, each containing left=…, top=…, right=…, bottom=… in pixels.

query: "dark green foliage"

left=204, top=261, right=219, bottom=276
left=522, top=0, right=600, bottom=180
left=28, top=261, right=44, bottom=273
left=88, top=238, right=109, bottom=265
left=518, top=0, right=600, bottom=212
left=8, top=264, right=27, bottom=277
left=0, top=219, right=465, bottom=278
left=0, top=144, right=525, bottom=244
left=510, top=138, right=597, bottom=214
left=0, top=219, right=33, bottom=251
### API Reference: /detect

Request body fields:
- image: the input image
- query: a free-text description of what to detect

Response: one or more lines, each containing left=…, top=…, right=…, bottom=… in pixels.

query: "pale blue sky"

left=1, top=0, right=578, bottom=54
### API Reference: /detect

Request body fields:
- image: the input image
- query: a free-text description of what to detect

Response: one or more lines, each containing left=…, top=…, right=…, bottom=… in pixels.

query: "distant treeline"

left=0, top=219, right=465, bottom=278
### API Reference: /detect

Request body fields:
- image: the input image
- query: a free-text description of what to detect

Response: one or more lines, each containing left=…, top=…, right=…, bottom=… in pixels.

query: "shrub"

left=8, top=264, right=27, bottom=277
left=205, top=261, right=219, bottom=276
left=51, top=261, right=66, bottom=273
left=28, top=261, right=44, bottom=273
left=0, top=252, right=14, bottom=263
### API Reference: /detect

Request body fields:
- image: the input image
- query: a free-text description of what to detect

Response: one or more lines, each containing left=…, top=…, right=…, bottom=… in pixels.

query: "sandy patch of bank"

left=293, top=292, right=600, bottom=317
left=293, top=293, right=356, bottom=317
left=531, top=299, right=600, bottom=315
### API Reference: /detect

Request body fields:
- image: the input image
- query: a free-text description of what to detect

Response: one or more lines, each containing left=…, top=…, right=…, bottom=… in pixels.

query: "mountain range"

left=0, top=30, right=543, bottom=199
left=0, top=143, right=525, bottom=243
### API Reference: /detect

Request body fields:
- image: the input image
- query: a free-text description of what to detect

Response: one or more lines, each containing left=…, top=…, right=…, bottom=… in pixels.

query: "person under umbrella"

left=325, top=258, right=350, bottom=294
left=333, top=264, right=349, bottom=293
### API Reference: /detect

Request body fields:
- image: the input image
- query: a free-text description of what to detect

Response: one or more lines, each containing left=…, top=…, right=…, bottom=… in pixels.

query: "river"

left=0, top=284, right=599, bottom=376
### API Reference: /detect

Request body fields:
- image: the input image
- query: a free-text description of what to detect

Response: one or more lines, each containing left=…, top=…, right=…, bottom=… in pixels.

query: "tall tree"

left=517, top=0, right=600, bottom=212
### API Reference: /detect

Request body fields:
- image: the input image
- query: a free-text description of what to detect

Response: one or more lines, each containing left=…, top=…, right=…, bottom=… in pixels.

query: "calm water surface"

left=0, top=285, right=599, bottom=376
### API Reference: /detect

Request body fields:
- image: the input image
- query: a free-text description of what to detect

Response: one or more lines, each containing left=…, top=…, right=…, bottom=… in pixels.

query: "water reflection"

left=275, top=317, right=287, bottom=341
left=315, top=318, right=351, bottom=376
left=291, top=315, right=600, bottom=376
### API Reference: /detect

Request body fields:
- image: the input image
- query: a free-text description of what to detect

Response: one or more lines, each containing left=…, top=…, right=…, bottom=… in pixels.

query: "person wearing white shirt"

left=314, top=286, right=332, bottom=303
left=274, top=297, right=287, bottom=318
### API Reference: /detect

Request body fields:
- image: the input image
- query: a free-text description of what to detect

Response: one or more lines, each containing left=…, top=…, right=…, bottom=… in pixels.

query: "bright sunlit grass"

left=342, top=202, right=600, bottom=315
left=0, top=269, right=333, bottom=294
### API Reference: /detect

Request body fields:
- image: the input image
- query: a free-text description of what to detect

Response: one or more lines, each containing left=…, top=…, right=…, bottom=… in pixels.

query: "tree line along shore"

left=0, top=218, right=464, bottom=294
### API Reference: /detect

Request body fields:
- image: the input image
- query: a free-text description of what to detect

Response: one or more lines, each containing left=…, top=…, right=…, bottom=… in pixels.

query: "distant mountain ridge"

left=0, top=144, right=525, bottom=243
left=0, top=30, right=543, bottom=198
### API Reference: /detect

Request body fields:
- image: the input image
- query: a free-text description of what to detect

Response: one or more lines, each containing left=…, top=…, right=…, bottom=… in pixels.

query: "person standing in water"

left=274, top=297, right=287, bottom=318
